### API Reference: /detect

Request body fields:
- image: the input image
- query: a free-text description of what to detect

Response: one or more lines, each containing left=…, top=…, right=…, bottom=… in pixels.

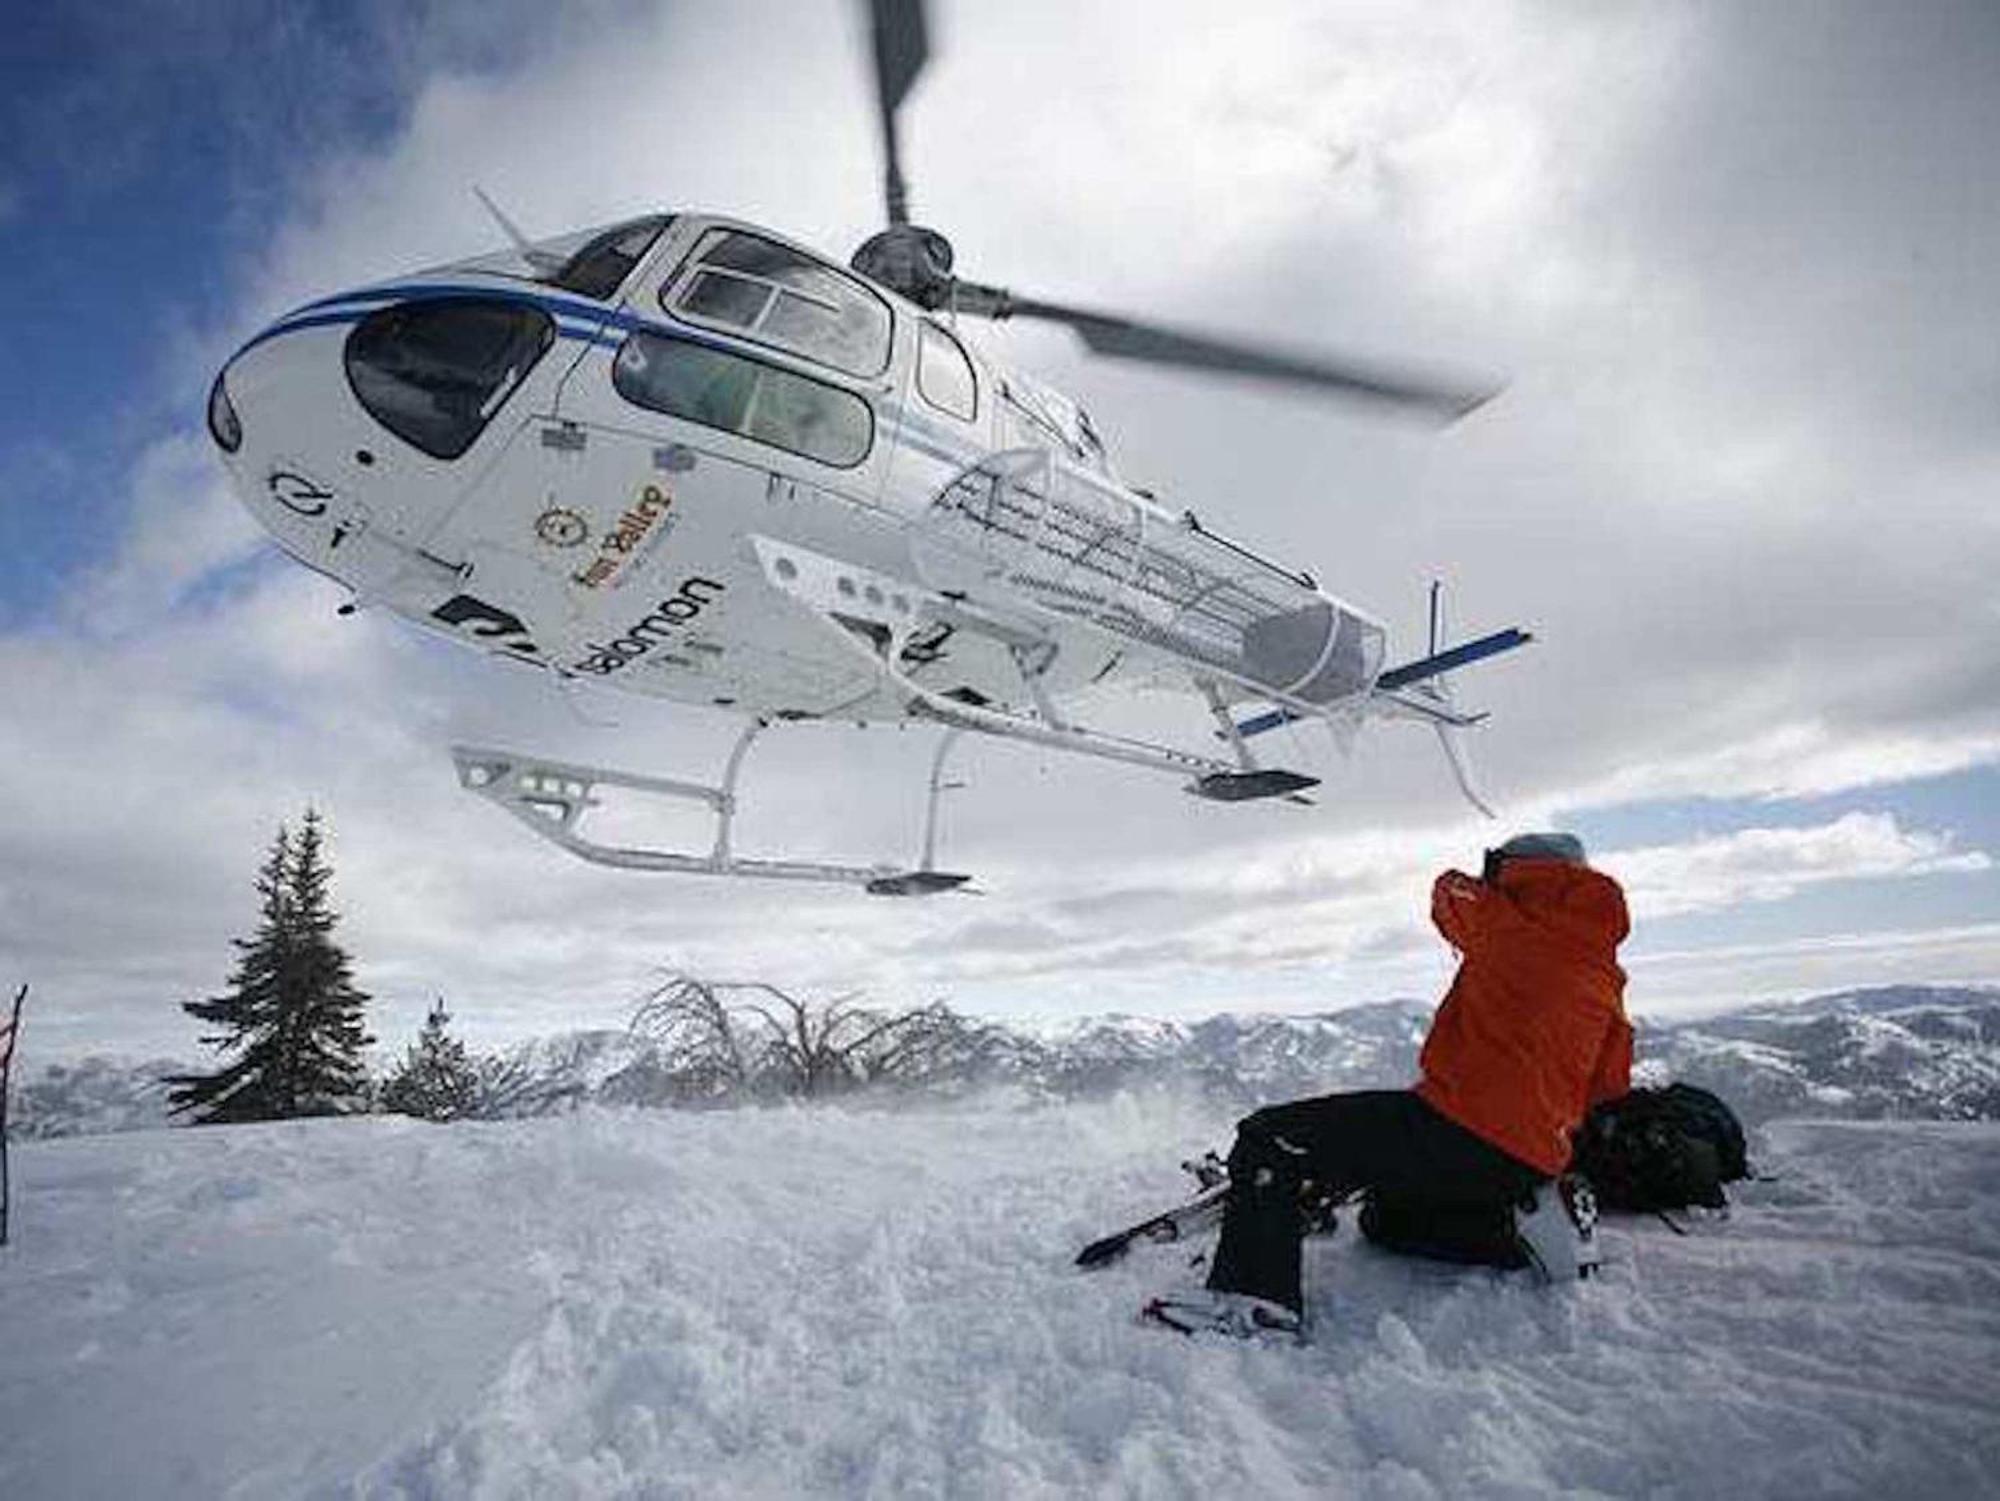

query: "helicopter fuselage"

left=211, top=212, right=1391, bottom=731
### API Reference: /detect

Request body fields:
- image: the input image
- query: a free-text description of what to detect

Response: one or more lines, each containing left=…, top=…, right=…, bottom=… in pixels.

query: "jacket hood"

left=1494, top=857, right=1631, bottom=955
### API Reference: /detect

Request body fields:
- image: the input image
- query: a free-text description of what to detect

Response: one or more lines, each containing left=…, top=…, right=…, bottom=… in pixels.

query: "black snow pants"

left=1205, top=1089, right=1543, bottom=1313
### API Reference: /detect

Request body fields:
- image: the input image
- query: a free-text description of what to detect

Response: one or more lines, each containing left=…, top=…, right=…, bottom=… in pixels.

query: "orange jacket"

left=1414, top=859, right=1633, bottom=1175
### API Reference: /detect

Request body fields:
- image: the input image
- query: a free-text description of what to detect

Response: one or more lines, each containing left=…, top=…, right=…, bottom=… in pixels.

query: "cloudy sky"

left=3, top=0, right=1996, bottom=1061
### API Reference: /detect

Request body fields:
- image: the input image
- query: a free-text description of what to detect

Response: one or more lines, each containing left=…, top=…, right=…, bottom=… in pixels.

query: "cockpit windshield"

left=437, top=214, right=672, bottom=302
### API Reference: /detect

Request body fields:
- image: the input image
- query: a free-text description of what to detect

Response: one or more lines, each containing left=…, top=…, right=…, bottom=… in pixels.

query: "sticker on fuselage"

left=571, top=482, right=678, bottom=592
left=431, top=593, right=542, bottom=661
left=267, top=468, right=335, bottom=518
left=569, top=577, right=725, bottom=677
left=534, top=507, right=589, bottom=549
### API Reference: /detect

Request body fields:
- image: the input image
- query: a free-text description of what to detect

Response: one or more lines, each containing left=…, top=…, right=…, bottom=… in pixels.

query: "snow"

left=4, top=1096, right=1997, bottom=1498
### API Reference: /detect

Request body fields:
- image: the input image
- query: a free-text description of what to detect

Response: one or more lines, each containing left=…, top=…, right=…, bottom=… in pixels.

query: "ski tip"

left=1076, top=1236, right=1128, bottom=1270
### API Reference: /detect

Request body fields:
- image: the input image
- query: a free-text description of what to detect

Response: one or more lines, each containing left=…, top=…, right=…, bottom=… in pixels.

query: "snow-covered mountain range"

left=14, top=983, right=1998, bottom=1139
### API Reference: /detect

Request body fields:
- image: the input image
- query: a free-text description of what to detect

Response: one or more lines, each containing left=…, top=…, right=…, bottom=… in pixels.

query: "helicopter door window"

left=613, top=331, right=873, bottom=469
left=917, top=322, right=977, bottom=422
left=665, top=230, right=891, bottom=378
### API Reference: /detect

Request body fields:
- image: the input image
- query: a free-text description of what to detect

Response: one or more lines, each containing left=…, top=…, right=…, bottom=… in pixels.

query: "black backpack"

left=1571, top=1083, right=1748, bottom=1213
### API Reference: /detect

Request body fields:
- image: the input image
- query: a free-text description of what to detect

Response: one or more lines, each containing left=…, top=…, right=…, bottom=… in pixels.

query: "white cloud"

left=1571, top=723, right=2000, bottom=809
left=1605, top=812, right=1991, bottom=922
left=60, top=432, right=264, bottom=636
left=1625, top=922, right=2000, bottom=1019
left=912, top=808, right=1988, bottom=982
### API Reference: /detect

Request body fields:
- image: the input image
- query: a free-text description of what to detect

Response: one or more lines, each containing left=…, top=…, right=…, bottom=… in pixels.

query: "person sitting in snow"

left=1145, top=831, right=1633, bottom=1340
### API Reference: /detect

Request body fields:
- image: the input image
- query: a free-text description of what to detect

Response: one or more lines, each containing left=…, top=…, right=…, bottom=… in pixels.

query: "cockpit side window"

left=664, top=230, right=892, bottom=378
left=550, top=216, right=671, bottom=300
left=917, top=322, right=977, bottom=422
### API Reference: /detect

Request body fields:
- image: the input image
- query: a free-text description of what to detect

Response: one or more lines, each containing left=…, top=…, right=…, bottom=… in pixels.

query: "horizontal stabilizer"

left=1232, top=706, right=1301, bottom=740
left=1374, top=628, right=1533, bottom=692
left=1231, top=627, right=1531, bottom=739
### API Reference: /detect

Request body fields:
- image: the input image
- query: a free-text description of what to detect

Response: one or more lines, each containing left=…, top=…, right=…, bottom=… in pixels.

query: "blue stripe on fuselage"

left=233, top=283, right=621, bottom=361
left=233, top=280, right=993, bottom=473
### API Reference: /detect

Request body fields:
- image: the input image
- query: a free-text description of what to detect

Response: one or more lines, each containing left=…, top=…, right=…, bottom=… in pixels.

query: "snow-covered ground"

left=4, top=1093, right=1997, bottom=1498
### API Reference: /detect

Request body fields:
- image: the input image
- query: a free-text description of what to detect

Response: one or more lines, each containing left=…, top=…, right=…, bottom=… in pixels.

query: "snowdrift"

left=3, top=1095, right=1996, bottom=1497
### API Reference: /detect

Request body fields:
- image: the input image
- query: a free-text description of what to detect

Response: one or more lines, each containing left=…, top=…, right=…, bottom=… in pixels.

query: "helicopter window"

left=917, top=323, right=977, bottom=422
left=613, top=331, right=873, bottom=469
left=681, top=270, right=776, bottom=328
left=548, top=215, right=671, bottom=300
left=665, top=230, right=891, bottom=378
left=344, top=298, right=555, bottom=460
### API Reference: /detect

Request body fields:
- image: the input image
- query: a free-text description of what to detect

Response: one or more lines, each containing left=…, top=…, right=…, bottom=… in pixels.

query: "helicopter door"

left=414, top=325, right=893, bottom=712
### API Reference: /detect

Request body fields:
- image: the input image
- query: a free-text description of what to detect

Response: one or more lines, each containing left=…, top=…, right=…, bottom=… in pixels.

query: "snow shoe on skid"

left=1141, top=1287, right=1306, bottom=1344
left=1512, top=1173, right=1602, bottom=1282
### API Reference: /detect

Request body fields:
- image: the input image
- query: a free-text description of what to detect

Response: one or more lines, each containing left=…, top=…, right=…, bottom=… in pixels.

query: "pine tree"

left=166, top=810, right=374, bottom=1124
left=280, top=810, right=374, bottom=1111
left=381, top=999, right=482, bottom=1122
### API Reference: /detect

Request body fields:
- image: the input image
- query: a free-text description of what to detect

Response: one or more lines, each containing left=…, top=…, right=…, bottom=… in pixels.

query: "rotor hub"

left=851, top=224, right=956, bottom=309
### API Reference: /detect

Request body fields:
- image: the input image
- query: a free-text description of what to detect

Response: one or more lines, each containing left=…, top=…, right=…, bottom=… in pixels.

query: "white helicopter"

left=206, top=0, right=1531, bottom=895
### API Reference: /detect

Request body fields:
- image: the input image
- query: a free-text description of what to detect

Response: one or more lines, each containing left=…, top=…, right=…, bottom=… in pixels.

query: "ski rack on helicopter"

left=449, top=451, right=1530, bottom=893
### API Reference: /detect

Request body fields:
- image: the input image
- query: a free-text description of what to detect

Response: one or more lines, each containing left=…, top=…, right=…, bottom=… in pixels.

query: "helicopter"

left=205, top=0, right=1532, bottom=895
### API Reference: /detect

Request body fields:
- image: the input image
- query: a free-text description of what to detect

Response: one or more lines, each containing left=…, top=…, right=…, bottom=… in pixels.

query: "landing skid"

left=1187, top=768, right=1320, bottom=803
left=451, top=721, right=973, bottom=895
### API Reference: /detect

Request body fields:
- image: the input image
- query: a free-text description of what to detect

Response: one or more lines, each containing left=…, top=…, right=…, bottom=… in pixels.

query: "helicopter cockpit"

left=324, top=216, right=677, bottom=465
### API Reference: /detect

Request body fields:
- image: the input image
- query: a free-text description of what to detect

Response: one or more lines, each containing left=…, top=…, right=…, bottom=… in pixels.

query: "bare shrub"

left=629, top=975, right=996, bottom=1102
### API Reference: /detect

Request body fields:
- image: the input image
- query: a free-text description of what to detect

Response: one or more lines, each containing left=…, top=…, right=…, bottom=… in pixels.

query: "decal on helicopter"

left=534, top=507, right=589, bottom=548
left=571, top=577, right=727, bottom=676
left=431, top=594, right=541, bottom=658
left=570, top=484, right=678, bottom=590
left=267, top=468, right=335, bottom=518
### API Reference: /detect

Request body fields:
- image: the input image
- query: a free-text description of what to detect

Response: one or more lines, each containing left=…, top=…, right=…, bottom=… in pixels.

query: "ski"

left=1076, top=1154, right=1347, bottom=1271
left=1075, top=1183, right=1231, bottom=1270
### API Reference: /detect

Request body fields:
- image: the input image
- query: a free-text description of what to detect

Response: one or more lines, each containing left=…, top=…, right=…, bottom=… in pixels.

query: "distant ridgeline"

left=15, top=985, right=2000, bottom=1139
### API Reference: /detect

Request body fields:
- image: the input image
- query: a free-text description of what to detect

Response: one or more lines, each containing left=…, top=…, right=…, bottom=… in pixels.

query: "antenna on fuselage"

left=473, top=186, right=564, bottom=272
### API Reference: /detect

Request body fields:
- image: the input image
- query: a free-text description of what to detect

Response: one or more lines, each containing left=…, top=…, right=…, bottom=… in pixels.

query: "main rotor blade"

left=866, top=0, right=929, bottom=226
left=987, top=292, right=1499, bottom=422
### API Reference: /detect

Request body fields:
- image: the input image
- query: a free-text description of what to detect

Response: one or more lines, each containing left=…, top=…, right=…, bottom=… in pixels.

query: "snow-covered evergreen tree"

left=166, top=810, right=374, bottom=1123
left=381, top=999, right=482, bottom=1122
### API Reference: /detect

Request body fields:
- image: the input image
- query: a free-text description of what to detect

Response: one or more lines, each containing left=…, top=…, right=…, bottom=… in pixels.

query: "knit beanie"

left=1493, top=831, right=1589, bottom=866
